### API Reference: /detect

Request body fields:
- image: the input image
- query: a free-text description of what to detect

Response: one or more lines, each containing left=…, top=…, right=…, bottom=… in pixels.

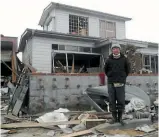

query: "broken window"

left=52, top=44, right=58, bottom=50
left=143, top=55, right=158, bottom=73
left=69, top=15, right=88, bottom=36
left=100, top=20, right=116, bottom=38
left=52, top=53, right=101, bottom=73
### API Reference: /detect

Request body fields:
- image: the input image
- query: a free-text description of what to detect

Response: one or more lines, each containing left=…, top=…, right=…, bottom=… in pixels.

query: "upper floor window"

left=100, top=20, right=116, bottom=38
left=69, top=15, right=88, bottom=36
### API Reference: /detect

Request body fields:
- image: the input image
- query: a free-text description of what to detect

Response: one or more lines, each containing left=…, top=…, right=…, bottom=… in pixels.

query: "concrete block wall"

left=29, top=73, right=158, bottom=114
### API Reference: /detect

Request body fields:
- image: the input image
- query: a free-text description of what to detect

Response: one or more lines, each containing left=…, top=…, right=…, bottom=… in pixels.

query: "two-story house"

left=19, top=2, right=158, bottom=73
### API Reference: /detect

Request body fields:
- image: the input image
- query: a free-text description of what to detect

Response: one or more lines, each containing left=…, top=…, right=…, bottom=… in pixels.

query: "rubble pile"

left=0, top=103, right=158, bottom=137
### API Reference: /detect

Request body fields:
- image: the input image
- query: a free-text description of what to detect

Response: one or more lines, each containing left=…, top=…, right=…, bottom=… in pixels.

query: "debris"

left=86, top=85, right=151, bottom=108
left=0, top=105, right=8, bottom=111
left=123, top=114, right=133, bottom=120
left=98, top=128, right=144, bottom=136
left=36, top=108, right=70, bottom=129
left=61, top=128, right=73, bottom=134
left=105, top=134, right=131, bottom=137
left=95, top=119, right=151, bottom=130
left=72, top=123, right=86, bottom=132
left=0, top=129, right=10, bottom=134
left=78, top=113, right=98, bottom=121
left=84, top=119, right=106, bottom=129
left=125, top=98, right=146, bottom=113
left=0, top=87, right=9, bottom=94
left=1, top=120, right=80, bottom=129
left=135, top=124, right=156, bottom=133
left=47, top=130, right=55, bottom=136
left=83, top=91, right=105, bottom=112
left=154, top=98, right=158, bottom=106
left=8, top=129, right=17, bottom=134
left=61, top=129, right=92, bottom=137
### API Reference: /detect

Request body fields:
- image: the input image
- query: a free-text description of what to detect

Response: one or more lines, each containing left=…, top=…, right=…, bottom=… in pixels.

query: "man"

left=104, top=44, right=130, bottom=125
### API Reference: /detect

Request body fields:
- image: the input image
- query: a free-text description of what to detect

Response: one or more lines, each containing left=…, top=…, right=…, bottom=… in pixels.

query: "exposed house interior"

left=51, top=43, right=101, bottom=73
left=1, top=37, right=17, bottom=86
left=52, top=52, right=101, bottom=73
left=1, top=41, right=13, bottom=87
left=142, top=54, right=158, bottom=73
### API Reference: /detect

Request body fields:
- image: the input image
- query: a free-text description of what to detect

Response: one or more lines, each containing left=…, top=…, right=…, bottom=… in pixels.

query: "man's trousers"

left=108, top=84, right=125, bottom=112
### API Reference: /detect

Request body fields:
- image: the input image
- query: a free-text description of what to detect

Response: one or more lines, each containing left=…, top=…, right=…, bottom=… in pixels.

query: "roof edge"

left=18, top=28, right=103, bottom=52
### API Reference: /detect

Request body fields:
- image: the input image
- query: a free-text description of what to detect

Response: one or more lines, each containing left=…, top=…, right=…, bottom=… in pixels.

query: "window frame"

left=99, top=20, right=116, bottom=38
left=69, top=14, right=89, bottom=36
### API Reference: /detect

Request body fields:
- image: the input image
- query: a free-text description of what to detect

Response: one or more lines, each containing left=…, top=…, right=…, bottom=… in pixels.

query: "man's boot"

left=109, top=111, right=117, bottom=124
left=118, top=111, right=125, bottom=126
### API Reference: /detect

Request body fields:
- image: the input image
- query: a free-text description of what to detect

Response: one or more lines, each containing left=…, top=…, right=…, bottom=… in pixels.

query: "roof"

left=98, top=38, right=158, bottom=48
left=1, top=35, right=18, bottom=52
left=39, top=2, right=132, bottom=26
left=136, top=48, right=158, bottom=55
left=18, top=28, right=103, bottom=51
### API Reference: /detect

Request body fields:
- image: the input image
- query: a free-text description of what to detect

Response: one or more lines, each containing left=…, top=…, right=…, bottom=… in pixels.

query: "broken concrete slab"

left=135, top=124, right=156, bottom=133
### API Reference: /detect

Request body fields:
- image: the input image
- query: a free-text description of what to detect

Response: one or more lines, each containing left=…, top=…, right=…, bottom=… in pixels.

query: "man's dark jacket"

left=104, top=53, right=130, bottom=84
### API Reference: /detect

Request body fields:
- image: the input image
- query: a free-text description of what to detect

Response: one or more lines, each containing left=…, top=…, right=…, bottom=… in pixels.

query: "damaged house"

left=1, top=35, right=18, bottom=85
left=8, top=2, right=158, bottom=115
left=18, top=2, right=158, bottom=74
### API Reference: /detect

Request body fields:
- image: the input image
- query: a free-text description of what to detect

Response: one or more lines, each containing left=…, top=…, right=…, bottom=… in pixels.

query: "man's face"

left=112, top=47, right=120, bottom=55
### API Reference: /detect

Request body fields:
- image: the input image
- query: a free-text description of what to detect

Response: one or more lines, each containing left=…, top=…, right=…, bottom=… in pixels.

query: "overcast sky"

left=0, top=0, right=159, bottom=45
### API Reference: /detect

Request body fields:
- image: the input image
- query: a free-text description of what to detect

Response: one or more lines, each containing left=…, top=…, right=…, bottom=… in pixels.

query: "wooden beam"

left=12, top=53, right=16, bottom=83
left=65, top=53, right=69, bottom=73
left=71, top=54, right=74, bottom=73
left=1, top=120, right=80, bottom=129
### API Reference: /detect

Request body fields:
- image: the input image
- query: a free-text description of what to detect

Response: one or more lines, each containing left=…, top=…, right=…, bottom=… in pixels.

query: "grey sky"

left=0, top=0, right=159, bottom=44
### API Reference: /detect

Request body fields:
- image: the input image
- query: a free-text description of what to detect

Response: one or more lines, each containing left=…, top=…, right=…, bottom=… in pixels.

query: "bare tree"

left=120, top=44, right=142, bottom=74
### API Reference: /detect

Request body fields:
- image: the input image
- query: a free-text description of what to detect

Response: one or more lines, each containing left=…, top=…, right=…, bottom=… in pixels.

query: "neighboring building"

left=1, top=35, right=18, bottom=83
left=18, top=2, right=158, bottom=74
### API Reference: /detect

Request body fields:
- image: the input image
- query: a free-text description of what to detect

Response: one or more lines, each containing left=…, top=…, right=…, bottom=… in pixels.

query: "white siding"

left=48, top=9, right=126, bottom=38
left=22, top=39, right=32, bottom=65
left=89, top=17, right=99, bottom=37
left=31, top=36, right=95, bottom=73
left=32, top=37, right=52, bottom=73
left=43, top=8, right=127, bottom=39
left=116, top=21, right=126, bottom=39
left=44, top=25, right=48, bottom=31
left=33, top=37, right=94, bottom=47
left=48, top=18, right=55, bottom=31
left=52, top=9, right=100, bottom=37
left=55, top=9, right=69, bottom=34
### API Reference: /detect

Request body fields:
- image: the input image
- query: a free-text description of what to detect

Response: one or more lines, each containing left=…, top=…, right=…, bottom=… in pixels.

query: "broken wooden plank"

left=84, top=119, right=106, bottom=129
left=12, top=86, right=28, bottom=116
left=71, top=54, right=74, bottom=73
left=1, top=120, right=80, bottom=129
left=4, top=113, right=22, bottom=122
left=78, top=65, right=84, bottom=73
left=60, top=120, right=110, bottom=137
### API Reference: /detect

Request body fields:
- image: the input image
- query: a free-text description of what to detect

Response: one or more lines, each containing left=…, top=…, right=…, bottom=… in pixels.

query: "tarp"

left=86, top=85, right=151, bottom=107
